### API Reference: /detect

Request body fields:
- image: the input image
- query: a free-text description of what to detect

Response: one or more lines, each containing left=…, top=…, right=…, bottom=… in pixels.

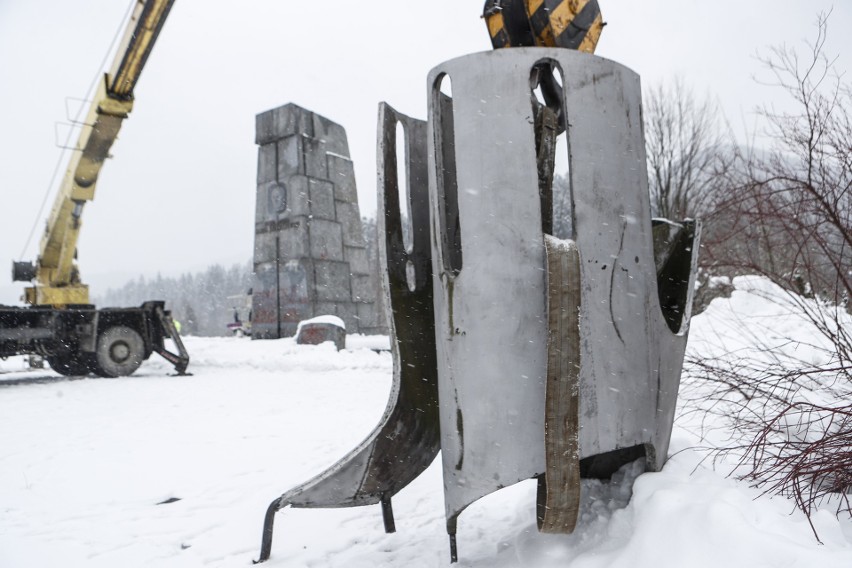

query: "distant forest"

left=94, top=261, right=253, bottom=337
left=94, top=218, right=381, bottom=337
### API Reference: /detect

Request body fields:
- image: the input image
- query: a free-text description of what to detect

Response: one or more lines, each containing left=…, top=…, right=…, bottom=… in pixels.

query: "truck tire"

left=94, top=326, right=145, bottom=377
left=47, top=353, right=91, bottom=376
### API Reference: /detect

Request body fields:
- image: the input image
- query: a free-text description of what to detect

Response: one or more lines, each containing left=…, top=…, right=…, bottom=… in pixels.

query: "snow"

left=707, top=275, right=731, bottom=288
left=686, top=275, right=850, bottom=376
left=296, top=314, right=347, bottom=333
left=2, top=279, right=852, bottom=567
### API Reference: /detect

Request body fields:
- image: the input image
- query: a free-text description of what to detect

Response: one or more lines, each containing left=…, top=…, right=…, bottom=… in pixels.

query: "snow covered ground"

left=2, top=279, right=852, bottom=567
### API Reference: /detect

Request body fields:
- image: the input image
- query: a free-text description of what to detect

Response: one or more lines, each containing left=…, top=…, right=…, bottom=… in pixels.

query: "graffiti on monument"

left=280, top=260, right=308, bottom=325
left=252, top=264, right=278, bottom=338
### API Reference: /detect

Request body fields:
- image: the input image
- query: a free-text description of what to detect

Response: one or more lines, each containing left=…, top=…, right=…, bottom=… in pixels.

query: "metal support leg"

left=254, top=497, right=284, bottom=564
left=448, top=516, right=458, bottom=563
left=153, top=305, right=191, bottom=375
left=380, top=494, right=396, bottom=533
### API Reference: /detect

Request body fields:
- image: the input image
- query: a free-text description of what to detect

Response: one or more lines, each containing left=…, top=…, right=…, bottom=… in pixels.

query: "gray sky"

left=1, top=1, right=850, bottom=305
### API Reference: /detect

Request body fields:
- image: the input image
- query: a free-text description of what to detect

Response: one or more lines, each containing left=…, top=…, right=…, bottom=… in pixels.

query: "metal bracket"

left=152, top=305, right=190, bottom=375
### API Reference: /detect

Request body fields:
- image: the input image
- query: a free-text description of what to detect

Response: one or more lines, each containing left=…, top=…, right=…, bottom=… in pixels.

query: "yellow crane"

left=14, top=0, right=174, bottom=306
left=3, top=0, right=188, bottom=377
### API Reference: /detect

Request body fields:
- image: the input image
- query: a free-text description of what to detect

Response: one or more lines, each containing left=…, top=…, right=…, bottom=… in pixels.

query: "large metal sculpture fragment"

left=255, top=104, right=439, bottom=563
left=428, top=48, right=700, bottom=560
left=255, top=47, right=700, bottom=564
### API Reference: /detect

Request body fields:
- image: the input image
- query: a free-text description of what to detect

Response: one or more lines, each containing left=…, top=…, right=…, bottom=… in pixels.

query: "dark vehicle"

left=0, top=301, right=188, bottom=377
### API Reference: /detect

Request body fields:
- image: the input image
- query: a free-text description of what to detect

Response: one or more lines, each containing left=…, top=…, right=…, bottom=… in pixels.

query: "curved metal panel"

left=273, top=104, right=438, bottom=511
left=255, top=103, right=439, bottom=563
left=426, top=48, right=700, bottom=547
left=427, top=50, right=549, bottom=531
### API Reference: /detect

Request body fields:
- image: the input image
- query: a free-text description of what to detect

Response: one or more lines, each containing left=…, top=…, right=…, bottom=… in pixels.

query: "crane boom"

left=15, top=0, right=175, bottom=307
left=109, top=0, right=175, bottom=98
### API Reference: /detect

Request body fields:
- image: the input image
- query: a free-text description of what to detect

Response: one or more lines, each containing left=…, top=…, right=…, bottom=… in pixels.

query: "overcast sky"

left=1, top=1, right=850, bottom=305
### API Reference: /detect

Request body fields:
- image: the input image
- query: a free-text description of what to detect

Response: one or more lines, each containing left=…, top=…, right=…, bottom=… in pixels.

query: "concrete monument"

left=251, top=104, right=383, bottom=338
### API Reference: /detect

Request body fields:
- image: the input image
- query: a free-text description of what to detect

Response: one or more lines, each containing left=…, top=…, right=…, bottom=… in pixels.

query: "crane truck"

left=0, top=0, right=189, bottom=377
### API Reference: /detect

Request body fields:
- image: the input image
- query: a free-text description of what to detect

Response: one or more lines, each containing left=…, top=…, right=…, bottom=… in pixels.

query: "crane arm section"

left=108, top=0, right=175, bottom=97
left=24, top=0, right=175, bottom=307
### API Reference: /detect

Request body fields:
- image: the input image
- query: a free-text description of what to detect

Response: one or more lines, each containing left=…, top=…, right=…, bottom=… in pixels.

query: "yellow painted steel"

left=109, top=0, right=173, bottom=96
left=34, top=78, right=133, bottom=305
left=548, top=0, right=580, bottom=37
left=528, top=0, right=603, bottom=52
left=527, top=0, right=546, bottom=14
left=486, top=11, right=505, bottom=40
left=577, top=13, right=604, bottom=53
left=484, top=1, right=603, bottom=53
left=24, top=283, right=89, bottom=308
left=26, top=0, right=173, bottom=307
left=532, top=19, right=556, bottom=47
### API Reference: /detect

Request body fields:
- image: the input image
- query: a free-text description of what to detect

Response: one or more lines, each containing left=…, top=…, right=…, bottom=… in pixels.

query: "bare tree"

left=682, top=295, right=852, bottom=539
left=706, top=12, right=851, bottom=304
left=547, top=80, right=726, bottom=246
left=644, top=77, right=729, bottom=220
left=684, top=12, right=852, bottom=537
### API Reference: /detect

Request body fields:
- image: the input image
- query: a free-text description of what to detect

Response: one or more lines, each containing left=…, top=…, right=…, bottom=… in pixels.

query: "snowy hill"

left=1, top=278, right=851, bottom=567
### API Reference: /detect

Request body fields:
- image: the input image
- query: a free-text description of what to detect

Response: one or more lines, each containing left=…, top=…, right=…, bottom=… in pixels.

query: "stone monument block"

left=257, top=145, right=276, bottom=184
left=308, top=219, right=344, bottom=262
left=313, top=302, right=339, bottom=319
left=303, top=137, right=328, bottom=179
left=255, top=103, right=313, bottom=145
left=282, top=176, right=311, bottom=218
left=277, top=136, right=304, bottom=179
left=252, top=103, right=385, bottom=337
left=308, top=179, right=336, bottom=220
left=327, top=154, right=357, bottom=202
left=356, top=301, right=379, bottom=329
left=334, top=302, right=359, bottom=332
left=314, top=261, right=351, bottom=302
left=344, top=246, right=369, bottom=275
left=296, top=318, right=346, bottom=351
left=351, top=274, right=375, bottom=303
left=312, top=113, right=350, bottom=158
left=336, top=201, right=364, bottom=248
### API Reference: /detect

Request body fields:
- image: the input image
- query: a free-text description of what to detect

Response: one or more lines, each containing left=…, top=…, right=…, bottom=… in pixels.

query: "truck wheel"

left=47, top=354, right=91, bottom=376
left=95, top=326, right=145, bottom=377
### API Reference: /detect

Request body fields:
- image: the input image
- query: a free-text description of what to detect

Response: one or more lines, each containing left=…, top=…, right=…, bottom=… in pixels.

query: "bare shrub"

left=682, top=283, right=852, bottom=537
left=739, top=401, right=852, bottom=539
left=683, top=12, right=852, bottom=536
left=703, top=12, right=851, bottom=305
